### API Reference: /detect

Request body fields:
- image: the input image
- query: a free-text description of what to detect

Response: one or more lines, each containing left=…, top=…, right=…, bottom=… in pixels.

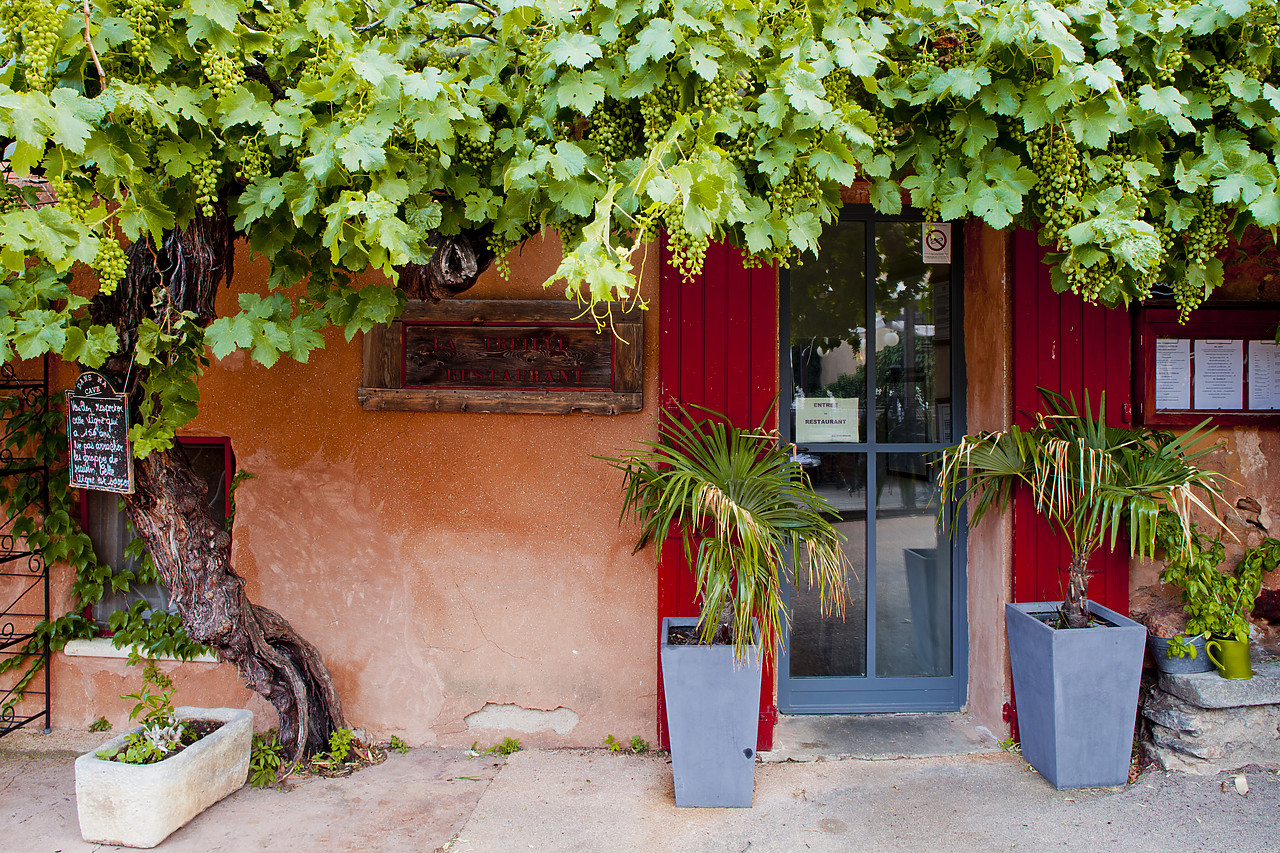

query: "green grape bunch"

left=456, top=130, right=497, bottom=172
left=589, top=100, right=642, bottom=163
left=47, top=175, right=90, bottom=219
left=124, top=0, right=159, bottom=69
left=237, top=137, right=270, bottom=184
left=194, top=158, right=220, bottom=217
left=640, top=74, right=682, bottom=144
left=20, top=0, right=64, bottom=90
left=93, top=234, right=129, bottom=296
left=663, top=207, right=710, bottom=282
left=203, top=50, right=245, bottom=102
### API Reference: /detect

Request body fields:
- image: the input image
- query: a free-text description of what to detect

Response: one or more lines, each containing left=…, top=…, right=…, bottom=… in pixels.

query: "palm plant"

left=605, top=402, right=849, bottom=660
left=936, top=389, right=1227, bottom=629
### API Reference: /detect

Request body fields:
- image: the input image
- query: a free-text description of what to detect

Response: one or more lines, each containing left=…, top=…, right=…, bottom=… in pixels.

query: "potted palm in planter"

left=605, top=403, right=849, bottom=807
left=936, top=390, right=1226, bottom=789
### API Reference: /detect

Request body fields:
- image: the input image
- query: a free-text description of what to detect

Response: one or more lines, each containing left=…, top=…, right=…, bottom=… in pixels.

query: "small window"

left=83, top=438, right=232, bottom=626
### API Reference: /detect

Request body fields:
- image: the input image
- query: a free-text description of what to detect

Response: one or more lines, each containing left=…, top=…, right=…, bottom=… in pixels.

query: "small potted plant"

left=936, top=390, right=1226, bottom=789
left=605, top=402, right=849, bottom=807
left=1144, top=514, right=1220, bottom=674
left=75, top=661, right=252, bottom=848
left=1156, top=515, right=1280, bottom=680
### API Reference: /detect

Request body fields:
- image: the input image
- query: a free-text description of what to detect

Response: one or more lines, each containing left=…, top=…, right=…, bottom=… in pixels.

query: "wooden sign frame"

left=1134, top=302, right=1280, bottom=427
left=358, top=300, right=644, bottom=414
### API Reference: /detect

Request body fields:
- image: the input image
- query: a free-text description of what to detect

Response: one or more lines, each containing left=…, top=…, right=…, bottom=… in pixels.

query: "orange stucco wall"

left=46, top=233, right=662, bottom=748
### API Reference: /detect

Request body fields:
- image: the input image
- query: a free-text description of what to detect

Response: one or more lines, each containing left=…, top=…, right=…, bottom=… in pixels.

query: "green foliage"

left=606, top=733, right=650, bottom=753
left=1156, top=514, right=1280, bottom=645
left=328, top=727, right=355, bottom=763
left=468, top=737, right=521, bottom=757
left=937, top=389, right=1228, bottom=627
left=388, top=734, right=409, bottom=754
left=1, top=0, right=1278, bottom=429
left=88, top=715, right=111, bottom=732
left=99, top=659, right=192, bottom=765
left=0, top=391, right=203, bottom=716
left=249, top=728, right=284, bottom=788
left=604, top=401, right=850, bottom=660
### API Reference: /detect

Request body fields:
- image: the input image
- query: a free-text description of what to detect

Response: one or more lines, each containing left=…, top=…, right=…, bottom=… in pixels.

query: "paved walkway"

left=2, top=723, right=1277, bottom=852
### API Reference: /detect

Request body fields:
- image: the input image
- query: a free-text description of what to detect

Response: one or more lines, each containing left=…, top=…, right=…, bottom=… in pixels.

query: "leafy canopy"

left=1, top=0, right=1279, bottom=446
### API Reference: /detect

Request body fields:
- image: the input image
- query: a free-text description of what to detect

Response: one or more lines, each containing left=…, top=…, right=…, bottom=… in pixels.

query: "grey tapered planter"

left=75, top=707, right=252, bottom=848
left=1007, top=602, right=1146, bottom=789
left=660, top=617, right=760, bottom=807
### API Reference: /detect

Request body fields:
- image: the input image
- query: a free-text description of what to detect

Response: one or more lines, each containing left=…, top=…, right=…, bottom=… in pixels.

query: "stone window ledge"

left=62, top=638, right=218, bottom=664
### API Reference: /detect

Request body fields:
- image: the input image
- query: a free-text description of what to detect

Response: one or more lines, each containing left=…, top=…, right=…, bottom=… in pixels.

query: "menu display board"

left=1136, top=305, right=1280, bottom=427
left=66, top=372, right=133, bottom=493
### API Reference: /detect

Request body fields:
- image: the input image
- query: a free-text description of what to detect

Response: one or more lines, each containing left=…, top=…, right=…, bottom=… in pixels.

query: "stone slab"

left=1143, top=688, right=1280, bottom=774
left=1160, top=656, right=1280, bottom=709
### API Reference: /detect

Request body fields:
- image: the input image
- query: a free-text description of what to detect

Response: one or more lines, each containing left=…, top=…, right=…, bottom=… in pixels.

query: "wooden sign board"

left=404, top=324, right=613, bottom=390
left=66, top=371, right=133, bottom=494
left=359, top=300, right=644, bottom=414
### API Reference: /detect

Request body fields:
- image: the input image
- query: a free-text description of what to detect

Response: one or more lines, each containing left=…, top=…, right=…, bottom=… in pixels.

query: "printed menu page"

left=1194, top=339, right=1243, bottom=410
left=1155, top=338, right=1191, bottom=410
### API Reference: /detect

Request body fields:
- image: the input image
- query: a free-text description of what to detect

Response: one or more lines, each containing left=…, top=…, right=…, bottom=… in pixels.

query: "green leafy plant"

left=937, top=390, right=1227, bottom=628
left=496, top=737, right=521, bottom=757
left=630, top=735, right=650, bottom=754
left=88, top=716, right=111, bottom=733
left=388, top=735, right=409, bottom=755
left=605, top=402, right=849, bottom=659
left=1156, top=515, right=1280, bottom=648
left=249, top=729, right=285, bottom=789
left=97, top=661, right=192, bottom=765
left=328, top=728, right=355, bottom=764
left=604, top=734, right=624, bottom=753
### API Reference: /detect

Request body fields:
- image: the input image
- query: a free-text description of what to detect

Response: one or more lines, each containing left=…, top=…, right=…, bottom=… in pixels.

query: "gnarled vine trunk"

left=84, top=208, right=490, bottom=764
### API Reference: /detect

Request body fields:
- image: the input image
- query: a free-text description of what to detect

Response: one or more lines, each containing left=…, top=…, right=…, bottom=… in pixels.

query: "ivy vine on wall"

left=0, top=392, right=207, bottom=715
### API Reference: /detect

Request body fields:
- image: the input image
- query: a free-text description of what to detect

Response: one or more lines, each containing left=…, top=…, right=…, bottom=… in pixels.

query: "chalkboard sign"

left=66, top=372, right=133, bottom=494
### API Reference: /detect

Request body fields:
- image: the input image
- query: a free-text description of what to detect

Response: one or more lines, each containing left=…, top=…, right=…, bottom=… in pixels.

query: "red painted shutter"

left=1010, top=229, right=1131, bottom=613
left=657, top=237, right=780, bottom=749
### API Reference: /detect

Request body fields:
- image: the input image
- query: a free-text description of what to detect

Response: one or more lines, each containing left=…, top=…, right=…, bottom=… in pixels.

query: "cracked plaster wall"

left=44, top=233, right=661, bottom=748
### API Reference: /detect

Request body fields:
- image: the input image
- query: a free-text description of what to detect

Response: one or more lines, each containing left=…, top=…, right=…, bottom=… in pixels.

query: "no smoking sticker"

left=922, top=223, right=951, bottom=264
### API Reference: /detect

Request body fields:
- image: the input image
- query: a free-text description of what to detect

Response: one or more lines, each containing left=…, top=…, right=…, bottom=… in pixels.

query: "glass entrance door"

left=777, top=208, right=966, bottom=713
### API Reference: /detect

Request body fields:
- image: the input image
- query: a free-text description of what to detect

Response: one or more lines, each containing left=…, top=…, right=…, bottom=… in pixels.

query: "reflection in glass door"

left=778, top=209, right=966, bottom=713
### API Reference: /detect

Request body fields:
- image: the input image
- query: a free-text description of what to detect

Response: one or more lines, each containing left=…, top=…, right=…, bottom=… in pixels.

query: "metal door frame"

left=777, top=206, right=968, bottom=713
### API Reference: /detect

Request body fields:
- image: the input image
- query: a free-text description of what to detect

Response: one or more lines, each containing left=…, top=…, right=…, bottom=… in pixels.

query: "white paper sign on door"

left=796, top=397, right=859, bottom=443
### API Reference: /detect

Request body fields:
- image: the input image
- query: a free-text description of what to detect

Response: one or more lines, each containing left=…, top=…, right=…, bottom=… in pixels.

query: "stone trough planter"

left=75, top=707, right=252, bottom=848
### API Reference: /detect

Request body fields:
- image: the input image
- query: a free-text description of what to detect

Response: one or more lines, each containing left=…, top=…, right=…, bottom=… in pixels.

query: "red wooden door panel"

left=657, top=237, right=779, bottom=749
left=1010, top=229, right=1131, bottom=613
